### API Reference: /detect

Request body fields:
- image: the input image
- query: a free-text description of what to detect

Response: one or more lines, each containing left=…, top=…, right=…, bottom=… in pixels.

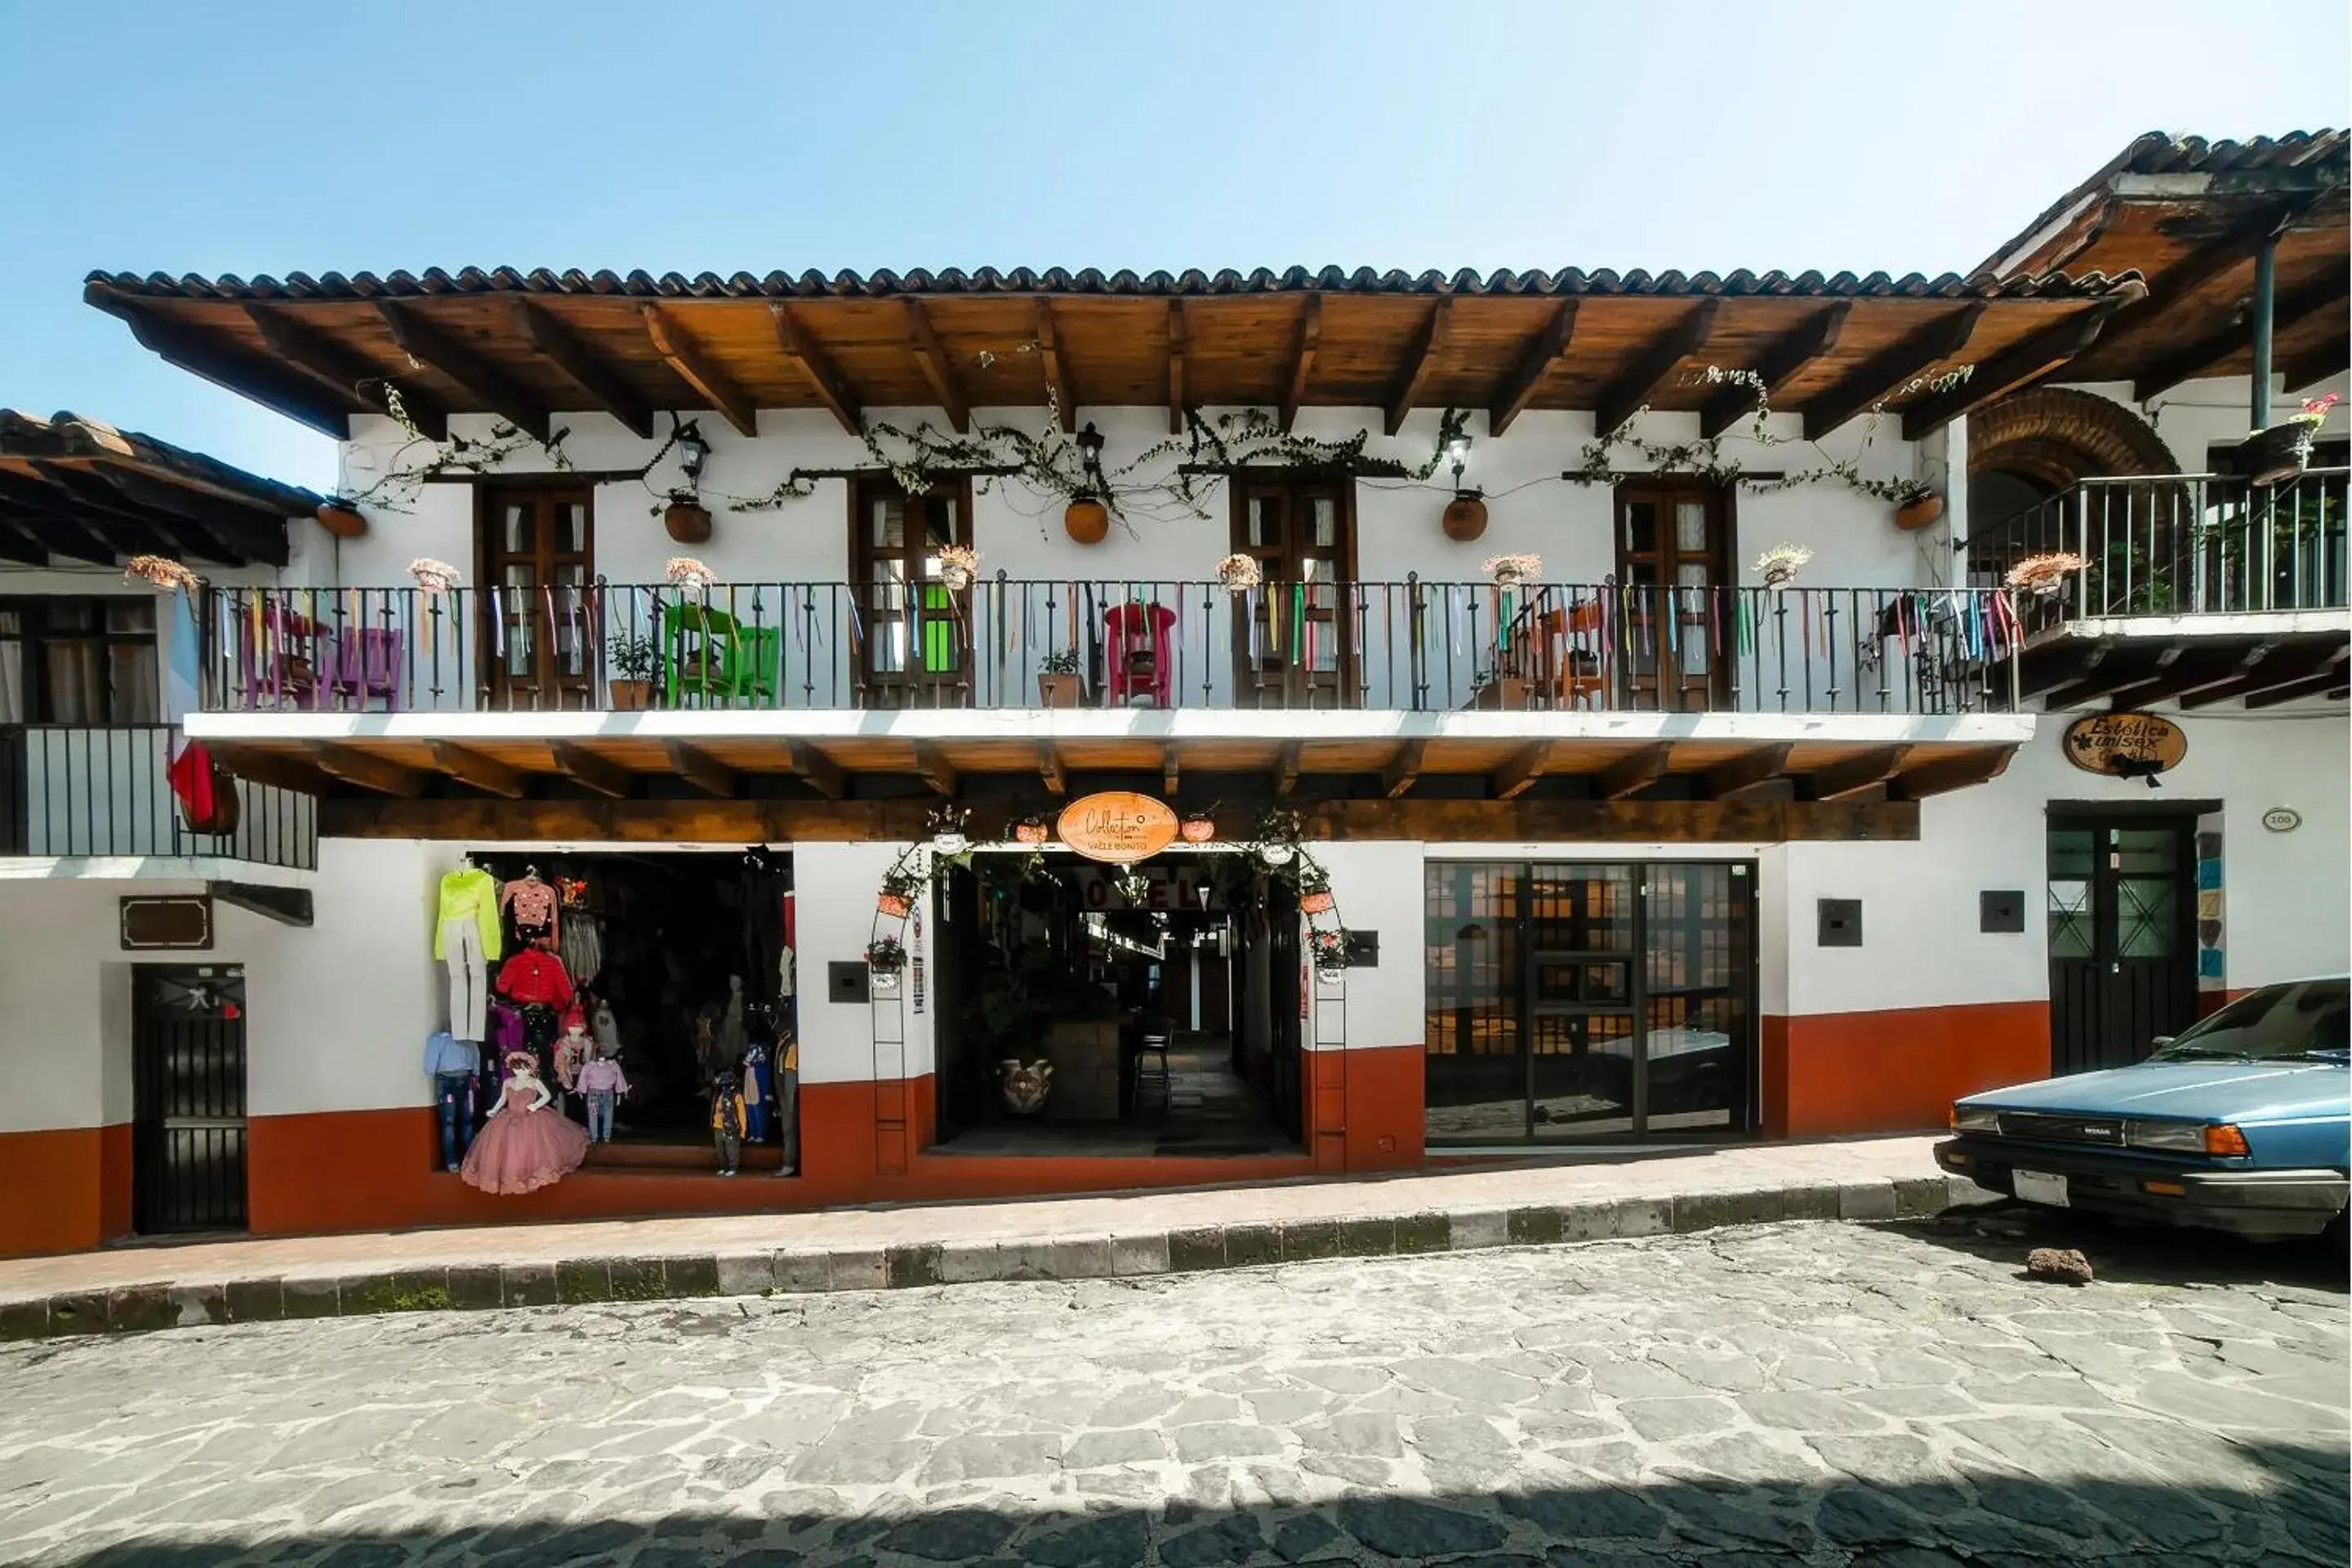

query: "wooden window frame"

left=1613, top=476, right=1735, bottom=709
left=1227, top=471, right=1359, bottom=707
left=474, top=483, right=597, bottom=710
left=849, top=472, right=977, bottom=706
left=0, top=594, right=160, bottom=724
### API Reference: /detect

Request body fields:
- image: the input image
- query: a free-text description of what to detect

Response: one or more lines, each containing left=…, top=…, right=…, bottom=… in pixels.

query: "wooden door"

left=1616, top=479, right=1731, bottom=710
left=853, top=477, right=973, bottom=708
left=1231, top=477, right=1356, bottom=707
left=479, top=488, right=595, bottom=710
left=2047, top=817, right=2199, bottom=1075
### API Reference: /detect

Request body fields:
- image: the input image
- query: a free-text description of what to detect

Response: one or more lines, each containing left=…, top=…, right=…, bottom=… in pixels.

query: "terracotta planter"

left=1300, top=889, right=1334, bottom=915
left=608, top=679, right=654, bottom=710
left=1179, top=817, right=1215, bottom=843
left=1895, top=492, right=1944, bottom=531
left=2242, top=422, right=2314, bottom=486
left=1064, top=496, right=1109, bottom=546
left=1037, top=671, right=1080, bottom=708
left=314, top=502, right=368, bottom=540
left=876, top=892, right=912, bottom=920
left=1441, top=492, right=1488, bottom=542
left=664, top=500, right=713, bottom=545
left=1013, top=822, right=1049, bottom=845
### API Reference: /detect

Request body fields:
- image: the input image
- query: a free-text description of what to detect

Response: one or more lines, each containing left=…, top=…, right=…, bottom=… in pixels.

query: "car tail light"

left=2203, top=1124, right=2251, bottom=1157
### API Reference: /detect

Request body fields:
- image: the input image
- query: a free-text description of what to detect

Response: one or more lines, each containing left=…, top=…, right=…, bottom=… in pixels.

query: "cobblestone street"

left=1, top=1215, right=2343, bottom=1567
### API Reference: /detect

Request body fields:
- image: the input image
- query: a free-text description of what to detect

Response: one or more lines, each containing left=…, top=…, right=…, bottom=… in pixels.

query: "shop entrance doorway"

left=931, top=851, right=1303, bottom=1156
left=1423, top=860, right=1758, bottom=1144
left=2046, top=815, right=2199, bottom=1075
left=131, top=964, right=248, bottom=1235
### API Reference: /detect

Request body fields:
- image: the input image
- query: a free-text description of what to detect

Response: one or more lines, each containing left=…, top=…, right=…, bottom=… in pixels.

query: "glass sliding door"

left=1424, top=858, right=1756, bottom=1144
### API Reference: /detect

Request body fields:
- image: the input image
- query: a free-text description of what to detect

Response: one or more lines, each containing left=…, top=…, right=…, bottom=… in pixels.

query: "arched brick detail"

left=1968, top=387, right=2176, bottom=488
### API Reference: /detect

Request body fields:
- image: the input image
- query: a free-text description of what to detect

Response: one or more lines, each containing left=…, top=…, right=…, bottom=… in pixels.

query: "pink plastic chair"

left=1104, top=600, right=1178, bottom=707
left=323, top=627, right=406, bottom=709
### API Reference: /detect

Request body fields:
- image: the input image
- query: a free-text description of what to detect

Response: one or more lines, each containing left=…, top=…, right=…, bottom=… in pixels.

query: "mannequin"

left=743, top=1041, right=772, bottom=1144
left=433, top=855, right=503, bottom=1042
left=424, top=1030, right=481, bottom=1171
left=461, top=1049, right=590, bottom=1194
left=552, top=1012, right=591, bottom=1107
left=575, top=1042, right=631, bottom=1143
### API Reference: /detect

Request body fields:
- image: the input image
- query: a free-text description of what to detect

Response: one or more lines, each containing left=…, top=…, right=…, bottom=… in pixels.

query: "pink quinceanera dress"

left=461, top=1076, right=590, bottom=1194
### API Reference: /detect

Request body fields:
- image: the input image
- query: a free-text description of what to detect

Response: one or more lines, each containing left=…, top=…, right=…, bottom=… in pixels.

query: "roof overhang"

left=2018, top=611, right=2351, bottom=708
left=0, top=410, right=321, bottom=568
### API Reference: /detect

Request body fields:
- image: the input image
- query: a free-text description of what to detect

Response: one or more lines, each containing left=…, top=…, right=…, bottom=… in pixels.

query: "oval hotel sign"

left=1056, top=792, right=1178, bottom=864
left=2062, top=710, right=2188, bottom=777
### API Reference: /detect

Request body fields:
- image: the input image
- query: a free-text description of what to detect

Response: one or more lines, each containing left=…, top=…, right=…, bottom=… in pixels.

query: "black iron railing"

left=0, top=724, right=316, bottom=869
left=1968, top=468, right=2349, bottom=621
left=197, top=579, right=2022, bottom=717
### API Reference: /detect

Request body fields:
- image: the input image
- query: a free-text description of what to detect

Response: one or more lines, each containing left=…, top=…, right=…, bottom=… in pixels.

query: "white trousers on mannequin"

left=442, top=916, right=488, bottom=1042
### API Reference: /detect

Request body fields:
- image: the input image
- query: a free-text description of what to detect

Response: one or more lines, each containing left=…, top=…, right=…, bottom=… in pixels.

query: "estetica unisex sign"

left=2062, top=711, right=2187, bottom=780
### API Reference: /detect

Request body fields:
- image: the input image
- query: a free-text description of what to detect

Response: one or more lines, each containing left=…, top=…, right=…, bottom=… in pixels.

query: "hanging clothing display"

left=434, top=866, right=503, bottom=1043
left=461, top=1055, right=589, bottom=1194
left=558, top=914, right=604, bottom=991
left=496, top=948, right=577, bottom=1009
left=501, top=872, right=560, bottom=942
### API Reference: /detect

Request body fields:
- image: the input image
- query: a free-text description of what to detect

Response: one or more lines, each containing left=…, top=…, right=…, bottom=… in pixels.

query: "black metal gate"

left=132, top=965, right=248, bottom=1234
left=2046, top=817, right=2198, bottom=1076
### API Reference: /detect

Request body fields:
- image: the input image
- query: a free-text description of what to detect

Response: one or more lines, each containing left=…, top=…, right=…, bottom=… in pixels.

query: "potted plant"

left=1011, top=815, right=1051, bottom=845
left=123, top=555, right=200, bottom=594
left=664, top=493, right=713, bottom=545
left=608, top=631, right=658, bottom=710
left=1037, top=647, right=1082, bottom=708
left=1311, top=927, right=1351, bottom=978
left=937, top=544, right=980, bottom=592
left=866, top=933, right=906, bottom=991
left=2243, top=394, right=2339, bottom=486
left=2005, top=550, right=2090, bottom=599
left=929, top=804, right=972, bottom=857
left=1753, top=543, right=1813, bottom=590
left=1297, top=862, right=1334, bottom=916
left=1215, top=553, right=1263, bottom=595
left=1892, top=483, right=1944, bottom=532
left=1178, top=813, right=1216, bottom=844
left=876, top=865, right=920, bottom=920
left=665, top=556, right=715, bottom=591
left=409, top=557, right=461, bottom=595
left=1482, top=553, right=1541, bottom=590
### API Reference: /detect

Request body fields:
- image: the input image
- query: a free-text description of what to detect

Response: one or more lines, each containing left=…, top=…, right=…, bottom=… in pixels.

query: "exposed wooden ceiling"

left=83, top=268, right=2146, bottom=449
left=0, top=409, right=320, bottom=567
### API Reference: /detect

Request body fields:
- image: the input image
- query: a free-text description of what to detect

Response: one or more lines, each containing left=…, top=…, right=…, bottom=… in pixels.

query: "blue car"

left=1936, top=978, right=2349, bottom=1241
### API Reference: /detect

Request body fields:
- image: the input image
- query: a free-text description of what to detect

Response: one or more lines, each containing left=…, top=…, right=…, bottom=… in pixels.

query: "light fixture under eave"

left=1444, top=430, right=1472, bottom=472
left=1074, top=422, right=1107, bottom=461
left=675, top=424, right=711, bottom=486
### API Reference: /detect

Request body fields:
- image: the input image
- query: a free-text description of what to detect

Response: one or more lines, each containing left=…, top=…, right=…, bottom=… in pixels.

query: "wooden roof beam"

left=511, top=300, right=654, bottom=439
left=2245, top=664, right=2352, bottom=708
left=770, top=303, right=862, bottom=435
left=210, top=745, right=329, bottom=796
left=1488, top=300, right=1577, bottom=437
left=0, top=467, right=219, bottom=562
left=1801, top=303, right=1985, bottom=440
left=666, top=741, right=740, bottom=798
left=1594, top=742, right=1673, bottom=800
left=244, top=304, right=450, bottom=441
left=1274, top=741, right=1301, bottom=797
left=1889, top=746, right=2014, bottom=801
left=1491, top=742, right=1555, bottom=800
left=91, top=296, right=353, bottom=439
left=1036, top=742, right=1067, bottom=796
left=376, top=302, right=553, bottom=443
left=548, top=742, right=635, bottom=799
left=2278, top=336, right=2349, bottom=397
left=0, top=506, right=114, bottom=564
left=2136, top=274, right=2344, bottom=401
left=0, top=518, right=49, bottom=565
left=1383, top=297, right=1452, bottom=436
left=82, top=464, right=289, bottom=564
left=2083, top=218, right=2292, bottom=360
left=1594, top=299, right=1721, bottom=439
left=433, top=742, right=528, bottom=800
left=1035, top=299, right=1076, bottom=433
left=913, top=742, right=958, bottom=797
left=1383, top=738, right=1427, bottom=799
left=1279, top=296, right=1321, bottom=434
left=1165, top=300, right=1187, bottom=434
left=904, top=298, right=969, bottom=434
left=1699, top=303, right=1849, bottom=438
left=785, top=740, right=846, bottom=800
left=1799, top=746, right=1908, bottom=802
left=1903, top=298, right=2135, bottom=439
left=2103, top=648, right=2257, bottom=709
left=1701, top=742, right=1793, bottom=801
left=2180, top=643, right=2344, bottom=707
left=642, top=306, right=757, bottom=437
left=1161, top=743, right=1180, bottom=797
left=315, top=745, right=427, bottom=798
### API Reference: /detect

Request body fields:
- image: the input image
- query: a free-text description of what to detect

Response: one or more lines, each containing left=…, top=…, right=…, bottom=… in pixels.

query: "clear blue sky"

left=2, top=2, right=2344, bottom=491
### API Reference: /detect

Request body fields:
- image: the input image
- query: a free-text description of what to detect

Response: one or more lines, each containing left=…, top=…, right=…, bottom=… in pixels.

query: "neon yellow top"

left=432, top=867, right=504, bottom=960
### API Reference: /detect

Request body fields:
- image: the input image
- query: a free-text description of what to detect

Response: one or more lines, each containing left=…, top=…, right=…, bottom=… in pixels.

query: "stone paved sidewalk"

left=0, top=1135, right=1979, bottom=1340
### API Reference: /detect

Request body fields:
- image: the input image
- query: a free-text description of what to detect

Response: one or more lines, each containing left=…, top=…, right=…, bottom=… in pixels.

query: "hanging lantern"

left=1064, top=495, right=1109, bottom=546
left=1441, top=490, right=1488, bottom=542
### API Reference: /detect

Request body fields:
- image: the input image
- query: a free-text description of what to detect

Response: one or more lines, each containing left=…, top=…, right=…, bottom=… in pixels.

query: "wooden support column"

left=1383, top=739, right=1426, bottom=799
left=913, top=743, right=958, bottom=797
left=1036, top=742, right=1067, bottom=796
left=1273, top=741, right=1302, bottom=798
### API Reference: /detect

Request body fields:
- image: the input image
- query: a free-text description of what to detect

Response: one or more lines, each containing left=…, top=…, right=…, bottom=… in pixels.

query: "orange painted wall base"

left=0, top=1125, right=129, bottom=1258
left=1763, top=1000, right=2050, bottom=1139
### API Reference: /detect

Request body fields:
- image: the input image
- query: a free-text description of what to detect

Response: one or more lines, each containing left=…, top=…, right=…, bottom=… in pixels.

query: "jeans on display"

left=434, top=1071, right=478, bottom=1169
left=440, top=916, right=488, bottom=1042
left=585, top=1090, right=616, bottom=1143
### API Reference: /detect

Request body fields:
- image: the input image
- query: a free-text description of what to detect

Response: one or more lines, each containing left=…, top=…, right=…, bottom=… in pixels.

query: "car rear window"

left=2155, top=980, right=2350, bottom=1062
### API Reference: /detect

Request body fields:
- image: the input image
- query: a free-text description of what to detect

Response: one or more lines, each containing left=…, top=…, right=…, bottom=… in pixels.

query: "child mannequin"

left=552, top=1013, right=590, bottom=1109
left=710, top=1072, right=748, bottom=1176
left=574, top=1042, right=631, bottom=1143
left=461, top=1050, right=590, bottom=1194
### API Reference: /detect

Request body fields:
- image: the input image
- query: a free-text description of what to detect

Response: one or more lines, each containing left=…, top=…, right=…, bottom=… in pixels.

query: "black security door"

left=132, top=965, right=248, bottom=1234
left=2046, top=817, right=2198, bottom=1074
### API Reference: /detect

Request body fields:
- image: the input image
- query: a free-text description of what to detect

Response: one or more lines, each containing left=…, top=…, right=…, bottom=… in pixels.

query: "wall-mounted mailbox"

left=826, top=961, right=870, bottom=1005
left=1817, top=898, right=1863, bottom=948
left=1344, top=931, right=1379, bottom=968
left=1980, top=889, right=2026, bottom=933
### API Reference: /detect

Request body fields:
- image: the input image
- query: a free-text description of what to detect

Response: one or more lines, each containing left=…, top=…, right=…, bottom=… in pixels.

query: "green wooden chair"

left=662, top=600, right=782, bottom=707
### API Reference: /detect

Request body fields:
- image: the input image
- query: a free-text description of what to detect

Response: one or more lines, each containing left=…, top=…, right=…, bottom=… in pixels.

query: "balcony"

left=194, top=579, right=2020, bottom=720
left=1974, top=470, right=2352, bottom=708
left=0, top=724, right=316, bottom=872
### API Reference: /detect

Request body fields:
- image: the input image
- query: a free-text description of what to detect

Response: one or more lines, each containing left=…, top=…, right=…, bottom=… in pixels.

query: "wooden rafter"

left=376, top=303, right=553, bottom=443
left=666, top=741, right=740, bottom=798
left=1800, top=746, right=1909, bottom=802
left=2278, top=336, right=2350, bottom=397
left=2246, top=664, right=2352, bottom=708
left=1593, top=299, right=1720, bottom=439
left=548, top=742, right=634, bottom=799
left=1801, top=304, right=1985, bottom=440
left=2135, top=274, right=2345, bottom=400
left=244, top=304, right=450, bottom=441
left=2045, top=647, right=2163, bottom=708
left=1278, top=296, right=1321, bottom=434
left=82, top=464, right=289, bottom=564
left=511, top=300, right=654, bottom=438
left=432, top=742, right=527, bottom=800
left=0, top=467, right=212, bottom=561
left=1273, top=741, right=1302, bottom=797
left=2102, top=648, right=2253, bottom=709
left=1594, top=743, right=1673, bottom=800
left=913, top=742, right=958, bottom=797
left=0, top=514, right=55, bottom=564
left=1036, top=742, right=1067, bottom=795
left=1698, top=304, right=1849, bottom=439
left=642, top=306, right=757, bottom=437
left=1165, top=300, right=1187, bottom=434
left=785, top=740, right=845, bottom=800
left=1902, top=298, right=2132, bottom=439
left=1034, top=299, right=1076, bottom=433
left=211, top=745, right=328, bottom=796
left=904, top=298, right=969, bottom=434
left=96, top=300, right=353, bottom=439
left=0, top=506, right=111, bottom=564
left=1490, top=742, right=1555, bottom=800
left=1383, top=298, right=1452, bottom=436
left=315, top=744, right=426, bottom=797
left=770, top=304, right=862, bottom=435
left=1488, top=300, right=1576, bottom=437
left=1382, top=739, right=1427, bottom=799
left=2180, top=643, right=2344, bottom=706
left=2085, top=220, right=2290, bottom=360
left=1700, top=743, right=1793, bottom=800
left=1161, top=743, right=1180, bottom=797
left=1889, top=747, right=2013, bottom=801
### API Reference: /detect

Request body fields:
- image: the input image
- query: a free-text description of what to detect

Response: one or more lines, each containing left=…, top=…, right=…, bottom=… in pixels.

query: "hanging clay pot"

left=1442, top=491, right=1488, bottom=542
left=665, top=499, right=714, bottom=545
left=1894, top=492, right=1944, bottom=532
left=1064, top=495, right=1109, bottom=546
left=1179, top=817, right=1215, bottom=844
left=314, top=502, right=368, bottom=540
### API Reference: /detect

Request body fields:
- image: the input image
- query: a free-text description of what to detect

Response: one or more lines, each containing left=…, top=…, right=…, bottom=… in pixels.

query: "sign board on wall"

left=2061, top=711, right=2187, bottom=779
left=120, top=895, right=213, bottom=951
left=1056, top=792, right=1178, bottom=864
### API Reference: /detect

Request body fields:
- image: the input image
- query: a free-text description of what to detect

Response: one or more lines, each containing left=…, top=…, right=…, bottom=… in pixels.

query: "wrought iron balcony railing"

left=0, top=724, right=316, bottom=869
left=197, top=579, right=2023, bottom=719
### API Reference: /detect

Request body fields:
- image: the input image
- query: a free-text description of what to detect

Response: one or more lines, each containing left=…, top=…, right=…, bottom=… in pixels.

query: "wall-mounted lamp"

left=1074, top=422, right=1107, bottom=461
left=1444, top=430, right=1472, bottom=481
left=675, top=424, right=711, bottom=488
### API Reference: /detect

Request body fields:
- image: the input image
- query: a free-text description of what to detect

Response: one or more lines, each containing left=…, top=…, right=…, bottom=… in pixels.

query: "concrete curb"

left=0, top=1174, right=1984, bottom=1342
